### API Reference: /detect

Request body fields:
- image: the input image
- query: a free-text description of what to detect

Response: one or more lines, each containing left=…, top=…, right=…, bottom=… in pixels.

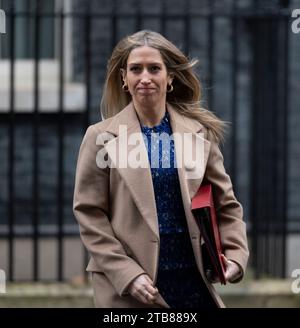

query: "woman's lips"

left=137, top=87, right=156, bottom=93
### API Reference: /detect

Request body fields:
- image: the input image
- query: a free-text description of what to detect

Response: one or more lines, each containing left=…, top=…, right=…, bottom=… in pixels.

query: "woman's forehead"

left=127, top=46, right=164, bottom=65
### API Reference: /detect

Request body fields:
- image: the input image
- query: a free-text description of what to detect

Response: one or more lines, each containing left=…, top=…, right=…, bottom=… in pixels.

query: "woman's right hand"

left=127, top=274, right=159, bottom=305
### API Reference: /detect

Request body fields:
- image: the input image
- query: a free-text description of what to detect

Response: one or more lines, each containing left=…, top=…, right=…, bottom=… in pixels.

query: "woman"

left=73, top=30, right=249, bottom=308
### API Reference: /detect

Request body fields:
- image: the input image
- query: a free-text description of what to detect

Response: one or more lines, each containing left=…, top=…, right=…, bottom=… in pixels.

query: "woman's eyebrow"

left=128, top=62, right=162, bottom=66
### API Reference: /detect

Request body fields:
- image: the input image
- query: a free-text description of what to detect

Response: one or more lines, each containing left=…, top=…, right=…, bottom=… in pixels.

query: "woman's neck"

left=133, top=101, right=167, bottom=128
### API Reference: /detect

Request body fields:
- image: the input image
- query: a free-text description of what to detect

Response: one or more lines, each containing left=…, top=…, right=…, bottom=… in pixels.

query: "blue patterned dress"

left=139, top=110, right=216, bottom=309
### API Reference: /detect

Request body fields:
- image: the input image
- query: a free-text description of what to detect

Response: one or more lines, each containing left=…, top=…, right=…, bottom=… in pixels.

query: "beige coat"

left=73, top=102, right=249, bottom=308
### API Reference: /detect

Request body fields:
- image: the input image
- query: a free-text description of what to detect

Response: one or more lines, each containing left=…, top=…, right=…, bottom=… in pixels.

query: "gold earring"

left=167, top=84, right=173, bottom=93
left=122, top=83, right=129, bottom=92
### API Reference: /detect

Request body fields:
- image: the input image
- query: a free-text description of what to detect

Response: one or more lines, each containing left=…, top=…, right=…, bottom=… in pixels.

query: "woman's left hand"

left=220, top=254, right=241, bottom=283
left=207, top=254, right=241, bottom=283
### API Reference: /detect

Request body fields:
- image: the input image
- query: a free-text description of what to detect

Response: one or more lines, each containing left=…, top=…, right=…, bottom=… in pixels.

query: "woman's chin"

left=134, top=93, right=166, bottom=106
left=135, top=95, right=158, bottom=106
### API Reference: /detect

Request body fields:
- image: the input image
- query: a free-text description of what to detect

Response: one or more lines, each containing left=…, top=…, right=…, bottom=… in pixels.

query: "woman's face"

left=122, top=46, right=173, bottom=108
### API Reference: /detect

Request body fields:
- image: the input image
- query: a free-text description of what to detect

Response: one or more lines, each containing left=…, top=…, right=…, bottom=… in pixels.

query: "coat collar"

left=104, top=101, right=204, bottom=137
left=103, top=101, right=211, bottom=240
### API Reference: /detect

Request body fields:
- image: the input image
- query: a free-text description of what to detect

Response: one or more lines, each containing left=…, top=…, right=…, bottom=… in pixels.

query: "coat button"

left=185, top=161, right=196, bottom=171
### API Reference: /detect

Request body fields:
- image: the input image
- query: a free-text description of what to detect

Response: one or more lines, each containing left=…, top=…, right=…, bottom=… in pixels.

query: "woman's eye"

left=151, top=66, right=160, bottom=71
left=130, top=66, right=140, bottom=72
left=129, top=66, right=160, bottom=72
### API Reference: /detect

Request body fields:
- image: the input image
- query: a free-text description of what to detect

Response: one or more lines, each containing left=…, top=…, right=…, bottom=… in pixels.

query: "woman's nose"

left=141, top=79, right=151, bottom=85
left=140, top=70, right=151, bottom=84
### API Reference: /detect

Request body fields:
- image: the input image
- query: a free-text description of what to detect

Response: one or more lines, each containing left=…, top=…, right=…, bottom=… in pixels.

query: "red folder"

left=191, top=184, right=227, bottom=285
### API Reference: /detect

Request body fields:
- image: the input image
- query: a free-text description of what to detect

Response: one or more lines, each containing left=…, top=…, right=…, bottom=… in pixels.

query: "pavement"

left=0, top=276, right=299, bottom=308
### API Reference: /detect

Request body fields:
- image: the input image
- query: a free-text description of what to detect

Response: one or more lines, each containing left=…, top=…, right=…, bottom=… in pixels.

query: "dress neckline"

left=140, top=110, right=170, bottom=134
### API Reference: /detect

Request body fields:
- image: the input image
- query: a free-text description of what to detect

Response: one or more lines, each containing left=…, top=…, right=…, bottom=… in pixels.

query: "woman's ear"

left=120, top=68, right=126, bottom=82
left=168, top=72, right=174, bottom=85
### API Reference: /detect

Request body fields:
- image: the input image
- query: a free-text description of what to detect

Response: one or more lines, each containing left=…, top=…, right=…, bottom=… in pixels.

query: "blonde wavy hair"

left=100, top=30, right=227, bottom=143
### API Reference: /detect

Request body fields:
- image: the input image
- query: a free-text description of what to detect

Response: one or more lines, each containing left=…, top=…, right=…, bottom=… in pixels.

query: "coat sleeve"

left=203, top=134, right=249, bottom=283
left=73, top=125, right=146, bottom=296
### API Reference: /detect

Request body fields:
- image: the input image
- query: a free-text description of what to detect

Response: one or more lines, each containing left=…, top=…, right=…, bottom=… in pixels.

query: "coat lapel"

left=166, top=104, right=211, bottom=242
left=103, top=102, right=211, bottom=240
